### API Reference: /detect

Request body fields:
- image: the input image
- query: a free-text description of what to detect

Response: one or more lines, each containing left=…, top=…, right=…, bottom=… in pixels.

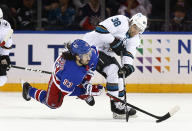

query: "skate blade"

left=113, top=113, right=138, bottom=119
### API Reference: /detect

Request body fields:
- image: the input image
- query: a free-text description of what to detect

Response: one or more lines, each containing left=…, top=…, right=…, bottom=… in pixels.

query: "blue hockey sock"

left=29, top=87, right=47, bottom=103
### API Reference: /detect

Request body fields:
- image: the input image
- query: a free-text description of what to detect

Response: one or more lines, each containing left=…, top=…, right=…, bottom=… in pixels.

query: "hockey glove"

left=83, top=83, right=103, bottom=96
left=0, top=55, right=11, bottom=74
left=110, top=38, right=126, bottom=56
left=118, top=64, right=135, bottom=78
left=83, top=83, right=93, bottom=95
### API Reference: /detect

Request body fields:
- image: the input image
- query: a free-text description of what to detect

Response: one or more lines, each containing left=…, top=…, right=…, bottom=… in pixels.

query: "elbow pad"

left=110, top=38, right=125, bottom=56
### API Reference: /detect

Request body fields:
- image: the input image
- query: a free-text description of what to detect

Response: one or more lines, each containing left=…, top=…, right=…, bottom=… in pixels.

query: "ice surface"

left=0, top=92, right=192, bottom=131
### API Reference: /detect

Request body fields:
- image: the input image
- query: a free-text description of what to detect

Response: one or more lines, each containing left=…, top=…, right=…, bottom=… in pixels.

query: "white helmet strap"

left=130, top=13, right=147, bottom=33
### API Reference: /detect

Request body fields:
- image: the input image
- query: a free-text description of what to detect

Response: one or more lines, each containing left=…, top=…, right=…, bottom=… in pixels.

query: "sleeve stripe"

left=95, top=25, right=109, bottom=34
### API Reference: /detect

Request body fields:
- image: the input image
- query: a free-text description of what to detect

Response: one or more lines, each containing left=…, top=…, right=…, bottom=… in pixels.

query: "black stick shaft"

left=120, top=51, right=129, bottom=122
left=107, top=93, right=161, bottom=119
left=11, top=65, right=52, bottom=74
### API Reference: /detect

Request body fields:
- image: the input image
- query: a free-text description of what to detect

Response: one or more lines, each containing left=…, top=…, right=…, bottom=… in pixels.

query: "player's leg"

left=22, top=76, right=66, bottom=109
left=116, top=78, right=136, bottom=118
left=22, top=81, right=48, bottom=104
left=96, top=51, right=136, bottom=118
left=45, top=77, right=68, bottom=109
left=96, top=52, right=125, bottom=116
left=106, top=67, right=136, bottom=118
left=104, top=64, right=126, bottom=114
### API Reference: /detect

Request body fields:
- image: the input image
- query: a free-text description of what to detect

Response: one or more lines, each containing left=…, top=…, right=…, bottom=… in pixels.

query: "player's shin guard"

left=118, top=78, right=137, bottom=117
left=106, top=83, right=124, bottom=114
left=106, top=83, right=119, bottom=96
left=28, top=86, right=47, bottom=104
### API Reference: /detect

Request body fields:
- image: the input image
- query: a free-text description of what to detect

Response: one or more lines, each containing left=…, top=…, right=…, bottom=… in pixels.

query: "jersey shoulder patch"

left=95, top=25, right=109, bottom=34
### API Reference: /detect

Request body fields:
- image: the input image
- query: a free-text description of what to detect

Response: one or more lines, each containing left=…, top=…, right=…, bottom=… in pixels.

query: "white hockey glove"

left=83, top=83, right=92, bottom=95
left=83, top=83, right=103, bottom=96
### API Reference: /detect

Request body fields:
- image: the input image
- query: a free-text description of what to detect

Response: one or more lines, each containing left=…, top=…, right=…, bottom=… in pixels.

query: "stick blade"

left=156, top=106, right=180, bottom=123
left=169, top=105, right=180, bottom=116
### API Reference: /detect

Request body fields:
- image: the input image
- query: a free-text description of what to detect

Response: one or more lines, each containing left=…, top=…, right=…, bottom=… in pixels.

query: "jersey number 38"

left=111, top=18, right=121, bottom=27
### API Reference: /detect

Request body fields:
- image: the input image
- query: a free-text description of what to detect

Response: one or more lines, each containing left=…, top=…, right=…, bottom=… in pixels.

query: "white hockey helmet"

left=129, top=13, right=147, bottom=33
left=0, top=8, right=3, bottom=19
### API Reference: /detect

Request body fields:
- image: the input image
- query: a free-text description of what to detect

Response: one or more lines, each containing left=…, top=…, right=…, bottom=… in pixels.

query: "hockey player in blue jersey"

left=22, top=39, right=103, bottom=108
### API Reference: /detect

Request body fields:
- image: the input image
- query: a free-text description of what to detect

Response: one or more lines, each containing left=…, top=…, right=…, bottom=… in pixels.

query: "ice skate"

left=85, top=96, right=95, bottom=106
left=22, top=82, right=31, bottom=101
left=111, top=100, right=137, bottom=119
left=78, top=95, right=95, bottom=106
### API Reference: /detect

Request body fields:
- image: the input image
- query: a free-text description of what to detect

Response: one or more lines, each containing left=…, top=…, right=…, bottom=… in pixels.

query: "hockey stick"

left=0, top=29, right=14, bottom=47
left=120, top=51, right=129, bottom=122
left=106, top=93, right=180, bottom=123
left=11, top=65, right=52, bottom=74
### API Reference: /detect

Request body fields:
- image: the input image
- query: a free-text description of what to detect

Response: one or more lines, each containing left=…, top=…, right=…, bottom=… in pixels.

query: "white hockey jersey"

left=83, top=15, right=141, bottom=65
left=0, top=19, right=13, bottom=56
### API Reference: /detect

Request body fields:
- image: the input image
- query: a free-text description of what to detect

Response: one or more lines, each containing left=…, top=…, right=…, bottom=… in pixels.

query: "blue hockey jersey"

left=52, top=46, right=99, bottom=96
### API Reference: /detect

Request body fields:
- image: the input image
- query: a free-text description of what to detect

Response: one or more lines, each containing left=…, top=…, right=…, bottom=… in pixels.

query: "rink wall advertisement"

left=1, top=32, right=192, bottom=92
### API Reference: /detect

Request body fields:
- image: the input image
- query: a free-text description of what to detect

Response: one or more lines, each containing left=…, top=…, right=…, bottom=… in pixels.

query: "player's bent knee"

left=45, top=101, right=62, bottom=109
left=45, top=96, right=63, bottom=109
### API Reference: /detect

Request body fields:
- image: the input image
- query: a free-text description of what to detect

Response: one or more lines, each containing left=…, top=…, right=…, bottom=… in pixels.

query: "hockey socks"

left=29, top=87, right=47, bottom=103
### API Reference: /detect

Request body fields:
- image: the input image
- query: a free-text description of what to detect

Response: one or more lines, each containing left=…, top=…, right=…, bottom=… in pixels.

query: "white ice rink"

left=0, top=92, right=192, bottom=131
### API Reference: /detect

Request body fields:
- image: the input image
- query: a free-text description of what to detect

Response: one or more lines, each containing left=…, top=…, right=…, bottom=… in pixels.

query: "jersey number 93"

left=63, top=79, right=73, bottom=88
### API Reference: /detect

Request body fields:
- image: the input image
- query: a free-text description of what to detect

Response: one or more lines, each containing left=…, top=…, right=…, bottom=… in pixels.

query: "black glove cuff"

left=110, top=38, right=122, bottom=49
left=0, top=55, right=11, bottom=65
left=118, top=64, right=135, bottom=78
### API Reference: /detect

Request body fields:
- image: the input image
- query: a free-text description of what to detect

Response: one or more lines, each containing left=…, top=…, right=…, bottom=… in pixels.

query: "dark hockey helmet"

left=70, top=39, right=91, bottom=55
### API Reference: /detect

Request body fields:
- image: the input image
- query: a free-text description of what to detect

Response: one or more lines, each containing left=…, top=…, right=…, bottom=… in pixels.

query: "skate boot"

left=111, top=100, right=136, bottom=119
left=22, top=82, right=32, bottom=101
left=78, top=95, right=95, bottom=106
left=85, top=96, right=95, bottom=106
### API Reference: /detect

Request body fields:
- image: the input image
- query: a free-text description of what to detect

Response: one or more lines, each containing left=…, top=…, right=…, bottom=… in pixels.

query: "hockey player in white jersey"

left=0, top=8, right=13, bottom=86
left=83, top=13, right=147, bottom=119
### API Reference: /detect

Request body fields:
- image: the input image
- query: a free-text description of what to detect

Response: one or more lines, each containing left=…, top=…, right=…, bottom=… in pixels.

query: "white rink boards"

left=1, top=32, right=192, bottom=92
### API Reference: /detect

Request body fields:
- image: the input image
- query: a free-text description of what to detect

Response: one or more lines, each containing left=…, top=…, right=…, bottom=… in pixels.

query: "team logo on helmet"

left=73, top=43, right=78, bottom=48
left=70, top=39, right=91, bottom=55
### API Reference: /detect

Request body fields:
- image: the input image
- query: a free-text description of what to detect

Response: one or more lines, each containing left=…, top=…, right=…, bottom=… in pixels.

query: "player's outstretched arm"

left=82, top=83, right=103, bottom=96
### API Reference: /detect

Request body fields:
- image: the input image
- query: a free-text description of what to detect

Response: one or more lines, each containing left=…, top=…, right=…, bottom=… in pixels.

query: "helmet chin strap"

left=78, top=55, right=87, bottom=66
